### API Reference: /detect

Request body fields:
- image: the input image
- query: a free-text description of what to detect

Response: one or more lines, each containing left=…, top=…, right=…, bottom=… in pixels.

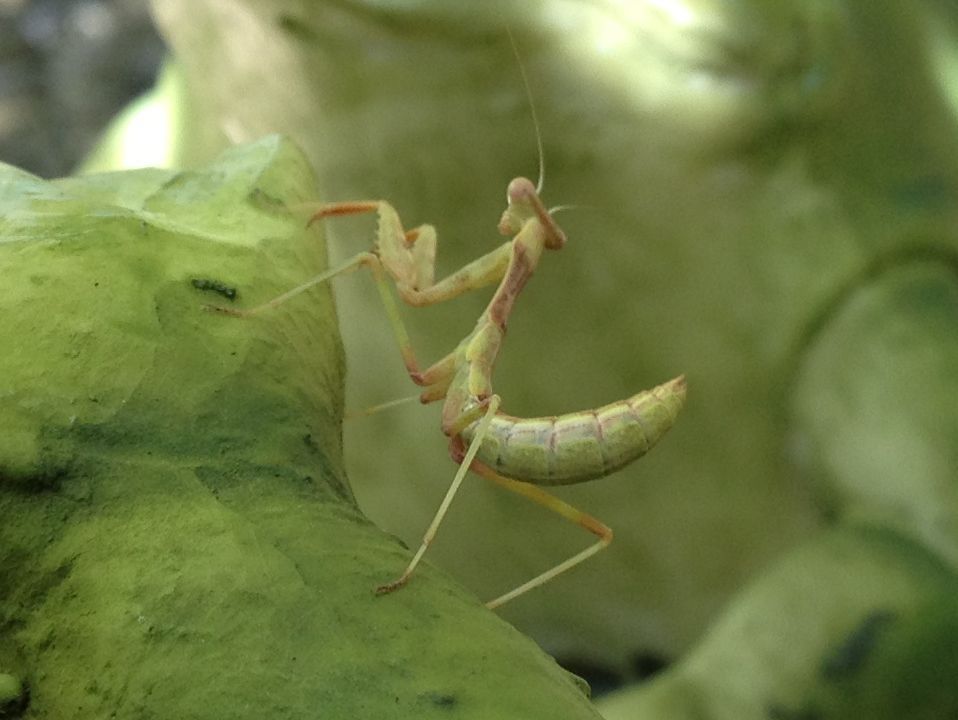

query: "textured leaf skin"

left=0, top=137, right=600, bottom=719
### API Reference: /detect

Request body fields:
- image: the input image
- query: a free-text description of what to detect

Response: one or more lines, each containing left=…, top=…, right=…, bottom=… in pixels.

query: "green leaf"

left=0, top=137, right=600, bottom=718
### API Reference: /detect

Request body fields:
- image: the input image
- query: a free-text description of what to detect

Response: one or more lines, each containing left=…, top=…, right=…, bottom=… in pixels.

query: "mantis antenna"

left=506, top=25, right=546, bottom=195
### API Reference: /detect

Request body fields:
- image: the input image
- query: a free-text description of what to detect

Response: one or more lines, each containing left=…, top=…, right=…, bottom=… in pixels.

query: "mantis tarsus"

left=208, top=48, right=686, bottom=610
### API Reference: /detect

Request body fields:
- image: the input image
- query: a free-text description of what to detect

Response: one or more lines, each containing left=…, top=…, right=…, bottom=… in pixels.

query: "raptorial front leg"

left=309, top=201, right=434, bottom=294
left=395, top=241, right=513, bottom=308
left=310, top=200, right=513, bottom=308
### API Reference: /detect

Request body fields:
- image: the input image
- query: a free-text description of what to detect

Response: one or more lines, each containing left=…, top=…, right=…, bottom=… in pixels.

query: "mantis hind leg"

left=459, top=456, right=613, bottom=610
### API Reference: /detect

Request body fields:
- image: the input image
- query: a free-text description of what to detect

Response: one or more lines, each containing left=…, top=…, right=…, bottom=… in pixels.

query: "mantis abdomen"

left=464, top=375, right=686, bottom=486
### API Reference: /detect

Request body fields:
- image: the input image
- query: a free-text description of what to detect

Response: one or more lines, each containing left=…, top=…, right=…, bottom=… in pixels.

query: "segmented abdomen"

left=462, top=375, right=686, bottom=486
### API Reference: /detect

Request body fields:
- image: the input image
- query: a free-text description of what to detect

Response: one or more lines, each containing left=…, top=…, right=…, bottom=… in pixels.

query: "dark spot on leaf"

left=418, top=692, right=456, bottom=709
left=191, top=278, right=237, bottom=301
left=0, top=675, right=29, bottom=717
left=0, top=459, right=71, bottom=495
left=821, top=610, right=897, bottom=681
left=248, top=187, right=289, bottom=213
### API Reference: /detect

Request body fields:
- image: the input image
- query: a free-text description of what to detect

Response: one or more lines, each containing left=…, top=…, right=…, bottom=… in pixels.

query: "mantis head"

left=498, top=177, right=567, bottom=250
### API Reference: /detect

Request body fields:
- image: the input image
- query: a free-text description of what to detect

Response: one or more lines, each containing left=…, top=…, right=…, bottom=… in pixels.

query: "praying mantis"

left=208, top=48, right=686, bottom=610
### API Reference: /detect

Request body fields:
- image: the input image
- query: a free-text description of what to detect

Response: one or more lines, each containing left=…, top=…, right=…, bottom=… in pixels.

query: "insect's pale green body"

left=464, top=377, right=686, bottom=485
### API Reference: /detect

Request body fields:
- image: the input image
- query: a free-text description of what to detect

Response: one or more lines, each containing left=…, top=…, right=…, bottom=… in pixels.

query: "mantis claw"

left=201, top=303, right=246, bottom=317
left=374, top=576, right=410, bottom=597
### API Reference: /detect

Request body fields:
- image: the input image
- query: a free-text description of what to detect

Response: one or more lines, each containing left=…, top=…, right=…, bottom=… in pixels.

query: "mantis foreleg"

left=309, top=201, right=514, bottom=308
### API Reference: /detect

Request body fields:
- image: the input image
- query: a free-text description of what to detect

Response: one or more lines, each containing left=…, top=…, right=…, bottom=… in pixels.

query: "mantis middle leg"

left=374, top=394, right=502, bottom=596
